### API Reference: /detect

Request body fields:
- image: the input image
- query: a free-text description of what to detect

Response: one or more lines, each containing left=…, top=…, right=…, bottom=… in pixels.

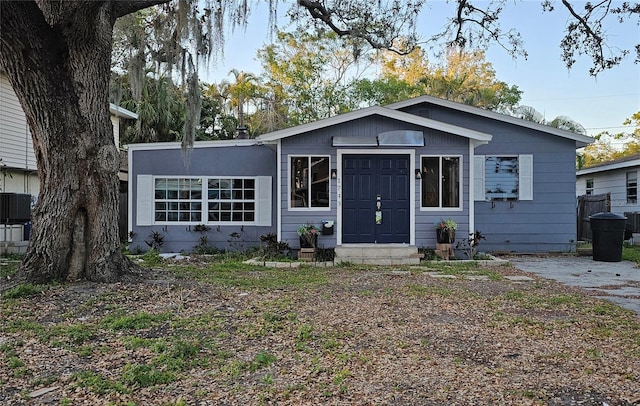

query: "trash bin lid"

left=589, top=212, right=627, bottom=220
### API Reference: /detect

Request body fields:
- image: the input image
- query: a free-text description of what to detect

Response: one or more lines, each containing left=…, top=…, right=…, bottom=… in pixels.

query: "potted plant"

left=297, top=223, right=319, bottom=248
left=435, top=218, right=457, bottom=243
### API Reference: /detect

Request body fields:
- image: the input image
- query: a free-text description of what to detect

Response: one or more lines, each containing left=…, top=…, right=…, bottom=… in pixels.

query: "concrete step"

left=334, top=244, right=422, bottom=265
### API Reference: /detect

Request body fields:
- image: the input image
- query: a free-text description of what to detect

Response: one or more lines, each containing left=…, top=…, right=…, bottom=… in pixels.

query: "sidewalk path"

left=508, top=255, right=640, bottom=317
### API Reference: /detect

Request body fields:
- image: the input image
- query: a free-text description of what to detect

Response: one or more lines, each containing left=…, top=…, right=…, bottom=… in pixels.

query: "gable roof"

left=255, top=105, right=493, bottom=143
left=386, top=95, right=594, bottom=148
left=577, top=153, right=640, bottom=176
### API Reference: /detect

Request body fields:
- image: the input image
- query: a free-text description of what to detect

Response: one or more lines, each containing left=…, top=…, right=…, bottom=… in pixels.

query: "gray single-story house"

left=127, top=95, right=593, bottom=258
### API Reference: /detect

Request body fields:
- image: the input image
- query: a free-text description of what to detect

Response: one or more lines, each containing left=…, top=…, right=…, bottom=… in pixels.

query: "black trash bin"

left=589, top=212, right=627, bottom=262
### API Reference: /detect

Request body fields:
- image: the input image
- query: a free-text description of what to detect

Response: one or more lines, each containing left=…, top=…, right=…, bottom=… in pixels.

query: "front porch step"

left=334, top=244, right=422, bottom=265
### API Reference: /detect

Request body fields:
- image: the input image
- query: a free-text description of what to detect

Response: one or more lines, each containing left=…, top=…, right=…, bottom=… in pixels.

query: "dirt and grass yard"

left=1, top=254, right=639, bottom=405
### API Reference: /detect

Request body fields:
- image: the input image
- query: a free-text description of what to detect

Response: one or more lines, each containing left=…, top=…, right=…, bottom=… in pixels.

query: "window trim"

left=626, top=171, right=637, bottom=204
left=205, top=177, right=256, bottom=224
left=585, top=178, right=594, bottom=195
left=474, top=154, right=533, bottom=201
left=288, top=154, right=331, bottom=211
left=154, top=177, right=204, bottom=223
left=137, top=175, right=271, bottom=226
left=484, top=155, right=519, bottom=201
left=419, top=154, right=463, bottom=211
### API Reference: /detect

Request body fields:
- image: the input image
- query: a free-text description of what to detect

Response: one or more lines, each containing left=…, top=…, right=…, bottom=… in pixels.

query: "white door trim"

left=336, top=149, right=416, bottom=246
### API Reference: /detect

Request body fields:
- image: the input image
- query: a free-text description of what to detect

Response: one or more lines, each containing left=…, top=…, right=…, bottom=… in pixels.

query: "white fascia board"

left=109, top=103, right=138, bottom=120
left=577, top=159, right=640, bottom=176
left=386, top=95, right=594, bottom=148
left=125, top=139, right=273, bottom=152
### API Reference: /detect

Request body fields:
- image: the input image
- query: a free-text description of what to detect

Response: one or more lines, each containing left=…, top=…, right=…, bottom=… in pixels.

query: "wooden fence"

left=577, top=193, right=610, bottom=241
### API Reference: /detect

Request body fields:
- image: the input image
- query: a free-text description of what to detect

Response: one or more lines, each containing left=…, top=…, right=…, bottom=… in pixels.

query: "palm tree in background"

left=227, top=69, right=260, bottom=136
left=513, top=105, right=586, bottom=134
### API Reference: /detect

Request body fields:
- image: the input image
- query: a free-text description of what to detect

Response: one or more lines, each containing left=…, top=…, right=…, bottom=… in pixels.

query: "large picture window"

left=290, top=156, right=330, bottom=208
left=420, top=156, right=461, bottom=208
left=147, top=176, right=269, bottom=225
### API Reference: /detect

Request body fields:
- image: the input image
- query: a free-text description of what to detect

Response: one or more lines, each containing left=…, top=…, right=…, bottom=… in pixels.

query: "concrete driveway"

left=508, top=255, right=640, bottom=317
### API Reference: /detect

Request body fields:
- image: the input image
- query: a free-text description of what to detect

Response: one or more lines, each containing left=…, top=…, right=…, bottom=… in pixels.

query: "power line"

left=585, top=125, right=636, bottom=131
left=522, top=93, right=639, bottom=102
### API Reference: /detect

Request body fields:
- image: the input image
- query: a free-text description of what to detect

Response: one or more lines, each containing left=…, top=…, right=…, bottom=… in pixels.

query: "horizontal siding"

left=111, top=116, right=120, bottom=147
left=408, top=103, right=581, bottom=253
left=416, top=130, right=470, bottom=247
left=129, top=145, right=277, bottom=253
left=0, top=74, right=37, bottom=169
left=281, top=128, right=339, bottom=248
left=0, top=168, right=40, bottom=196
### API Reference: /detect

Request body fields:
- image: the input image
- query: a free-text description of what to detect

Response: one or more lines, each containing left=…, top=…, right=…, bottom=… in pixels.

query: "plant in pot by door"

left=435, top=218, right=458, bottom=243
left=297, top=223, right=319, bottom=248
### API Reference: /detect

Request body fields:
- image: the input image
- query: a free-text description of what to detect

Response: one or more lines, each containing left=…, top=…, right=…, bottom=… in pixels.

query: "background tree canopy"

left=114, top=0, right=640, bottom=145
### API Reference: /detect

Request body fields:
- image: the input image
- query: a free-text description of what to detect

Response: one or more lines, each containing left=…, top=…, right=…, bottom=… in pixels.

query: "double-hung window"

left=627, top=171, right=637, bottom=204
left=290, top=156, right=330, bottom=209
left=474, top=155, right=533, bottom=201
left=420, top=156, right=461, bottom=209
left=136, top=175, right=271, bottom=226
left=585, top=178, right=594, bottom=195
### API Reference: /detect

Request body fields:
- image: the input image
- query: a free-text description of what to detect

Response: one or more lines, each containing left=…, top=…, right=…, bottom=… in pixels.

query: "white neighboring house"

left=576, top=154, right=640, bottom=226
left=1, top=70, right=137, bottom=248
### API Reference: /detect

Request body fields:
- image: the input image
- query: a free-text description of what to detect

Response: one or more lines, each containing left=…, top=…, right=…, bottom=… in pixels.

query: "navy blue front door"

left=342, top=154, right=410, bottom=243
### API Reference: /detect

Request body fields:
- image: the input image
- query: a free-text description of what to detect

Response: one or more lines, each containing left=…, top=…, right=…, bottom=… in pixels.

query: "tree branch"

left=111, top=0, right=171, bottom=19
left=296, top=0, right=418, bottom=54
left=446, top=0, right=525, bottom=59
left=561, top=0, right=604, bottom=47
left=557, top=0, right=637, bottom=74
left=561, top=0, right=607, bottom=72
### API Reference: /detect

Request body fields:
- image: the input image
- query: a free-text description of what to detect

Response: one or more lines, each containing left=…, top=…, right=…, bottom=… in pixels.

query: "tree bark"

left=0, top=1, right=166, bottom=283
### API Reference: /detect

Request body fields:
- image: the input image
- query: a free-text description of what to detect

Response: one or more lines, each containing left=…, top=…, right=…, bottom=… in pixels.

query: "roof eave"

left=109, top=103, right=138, bottom=120
left=125, top=138, right=272, bottom=151
left=577, top=159, right=640, bottom=176
left=386, top=95, right=594, bottom=147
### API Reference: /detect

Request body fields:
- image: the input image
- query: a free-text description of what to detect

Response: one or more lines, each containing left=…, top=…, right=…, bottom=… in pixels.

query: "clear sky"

left=203, top=1, right=640, bottom=137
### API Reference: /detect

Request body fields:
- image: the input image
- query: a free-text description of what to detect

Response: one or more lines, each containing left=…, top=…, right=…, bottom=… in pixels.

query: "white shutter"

left=519, top=154, right=533, bottom=200
left=136, top=175, right=154, bottom=226
left=255, top=176, right=272, bottom=226
left=473, top=155, right=485, bottom=201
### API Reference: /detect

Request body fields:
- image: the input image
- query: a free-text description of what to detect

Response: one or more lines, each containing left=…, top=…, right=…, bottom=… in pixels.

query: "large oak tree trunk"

left=0, top=1, right=150, bottom=283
